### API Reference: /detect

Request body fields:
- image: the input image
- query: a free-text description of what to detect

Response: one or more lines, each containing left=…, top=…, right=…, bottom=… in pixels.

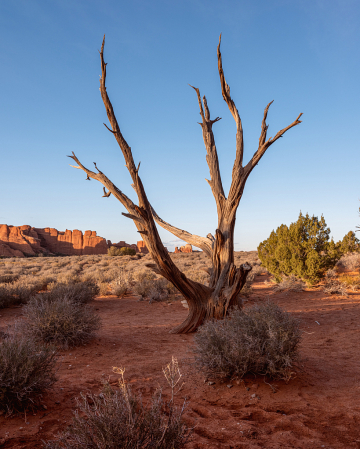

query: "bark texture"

left=70, top=35, right=302, bottom=333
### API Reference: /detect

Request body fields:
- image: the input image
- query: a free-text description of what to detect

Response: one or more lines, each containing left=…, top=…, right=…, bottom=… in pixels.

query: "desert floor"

left=1, top=263, right=360, bottom=448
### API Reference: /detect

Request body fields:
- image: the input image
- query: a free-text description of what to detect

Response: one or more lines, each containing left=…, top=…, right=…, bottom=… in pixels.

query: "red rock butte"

left=0, top=224, right=148, bottom=257
left=174, top=244, right=193, bottom=253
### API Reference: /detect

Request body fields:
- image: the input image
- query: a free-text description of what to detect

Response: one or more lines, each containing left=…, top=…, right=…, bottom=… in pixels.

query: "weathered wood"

left=70, top=35, right=302, bottom=333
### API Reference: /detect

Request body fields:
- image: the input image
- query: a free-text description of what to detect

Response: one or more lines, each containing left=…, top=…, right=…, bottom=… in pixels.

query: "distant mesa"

left=0, top=224, right=149, bottom=258
left=174, top=244, right=193, bottom=253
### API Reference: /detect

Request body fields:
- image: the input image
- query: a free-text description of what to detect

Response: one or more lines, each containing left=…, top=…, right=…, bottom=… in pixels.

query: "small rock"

left=251, top=393, right=256, bottom=398
left=55, top=401, right=60, bottom=405
left=19, top=427, right=24, bottom=430
left=251, top=383, right=259, bottom=390
left=227, top=384, right=233, bottom=389
left=42, top=405, right=47, bottom=410
left=246, top=387, right=250, bottom=391
left=208, top=381, right=215, bottom=386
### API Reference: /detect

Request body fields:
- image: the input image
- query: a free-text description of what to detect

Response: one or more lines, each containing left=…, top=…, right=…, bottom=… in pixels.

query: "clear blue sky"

left=1, top=0, right=359, bottom=252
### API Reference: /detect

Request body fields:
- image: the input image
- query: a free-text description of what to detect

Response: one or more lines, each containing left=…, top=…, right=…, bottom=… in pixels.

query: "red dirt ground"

left=1, top=273, right=360, bottom=448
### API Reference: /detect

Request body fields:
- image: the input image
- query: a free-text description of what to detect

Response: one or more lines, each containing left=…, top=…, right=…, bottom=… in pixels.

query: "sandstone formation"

left=175, top=244, right=193, bottom=253
left=0, top=224, right=149, bottom=257
left=136, top=240, right=149, bottom=254
left=34, top=228, right=109, bottom=256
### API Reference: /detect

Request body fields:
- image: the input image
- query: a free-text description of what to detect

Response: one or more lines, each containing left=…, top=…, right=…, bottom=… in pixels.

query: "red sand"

left=1, top=273, right=360, bottom=448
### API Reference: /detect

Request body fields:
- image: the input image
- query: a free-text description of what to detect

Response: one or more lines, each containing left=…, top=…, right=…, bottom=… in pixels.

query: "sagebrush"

left=21, top=296, right=101, bottom=348
left=193, top=301, right=301, bottom=380
left=0, top=335, right=57, bottom=415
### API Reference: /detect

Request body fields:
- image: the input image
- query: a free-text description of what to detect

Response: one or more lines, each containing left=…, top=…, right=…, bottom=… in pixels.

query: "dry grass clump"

left=193, top=301, right=301, bottom=381
left=322, top=269, right=348, bottom=296
left=273, top=275, right=306, bottom=292
left=21, top=296, right=101, bottom=348
left=0, top=334, right=57, bottom=415
left=44, top=360, right=192, bottom=449
left=336, top=252, right=360, bottom=271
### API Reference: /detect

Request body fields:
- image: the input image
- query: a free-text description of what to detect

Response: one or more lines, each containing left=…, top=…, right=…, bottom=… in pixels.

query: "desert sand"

left=1, top=269, right=360, bottom=448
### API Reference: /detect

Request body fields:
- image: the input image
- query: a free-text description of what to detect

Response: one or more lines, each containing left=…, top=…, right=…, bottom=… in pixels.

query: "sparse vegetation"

left=44, top=360, right=192, bottom=449
left=21, top=295, right=101, bottom=348
left=0, top=334, right=57, bottom=415
left=45, top=281, right=99, bottom=304
left=0, top=251, right=261, bottom=309
left=193, top=301, right=301, bottom=381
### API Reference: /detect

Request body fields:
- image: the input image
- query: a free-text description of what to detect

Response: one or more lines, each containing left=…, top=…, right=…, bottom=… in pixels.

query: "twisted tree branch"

left=189, top=85, right=226, bottom=217
left=150, top=206, right=214, bottom=258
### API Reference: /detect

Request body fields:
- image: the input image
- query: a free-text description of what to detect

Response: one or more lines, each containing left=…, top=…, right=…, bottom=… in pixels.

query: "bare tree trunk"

left=70, top=35, right=302, bottom=333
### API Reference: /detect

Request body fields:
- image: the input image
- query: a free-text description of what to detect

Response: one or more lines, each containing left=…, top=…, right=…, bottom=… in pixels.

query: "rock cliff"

left=0, top=224, right=149, bottom=257
left=175, top=244, right=193, bottom=253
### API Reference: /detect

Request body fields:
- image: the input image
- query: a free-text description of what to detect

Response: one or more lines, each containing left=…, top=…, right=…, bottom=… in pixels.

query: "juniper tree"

left=69, top=35, right=302, bottom=333
left=258, top=212, right=341, bottom=284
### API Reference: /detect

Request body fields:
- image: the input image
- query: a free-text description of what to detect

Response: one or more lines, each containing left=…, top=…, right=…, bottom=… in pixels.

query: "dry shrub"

left=251, top=264, right=269, bottom=275
left=183, top=268, right=209, bottom=285
left=0, top=278, right=43, bottom=309
left=148, top=278, right=177, bottom=303
left=109, top=268, right=133, bottom=297
left=133, top=280, right=151, bottom=298
left=0, top=274, right=19, bottom=284
left=322, top=270, right=348, bottom=296
left=0, top=335, right=57, bottom=415
left=336, top=252, right=360, bottom=271
left=21, top=296, right=101, bottom=348
left=193, top=301, right=301, bottom=380
left=44, top=361, right=192, bottom=449
left=98, top=282, right=110, bottom=296
left=338, top=274, right=360, bottom=291
left=273, top=275, right=306, bottom=292
left=148, top=280, right=168, bottom=303
left=46, top=281, right=99, bottom=304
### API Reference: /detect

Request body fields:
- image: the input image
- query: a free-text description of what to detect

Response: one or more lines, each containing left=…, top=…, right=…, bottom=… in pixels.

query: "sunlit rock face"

left=0, top=224, right=149, bottom=258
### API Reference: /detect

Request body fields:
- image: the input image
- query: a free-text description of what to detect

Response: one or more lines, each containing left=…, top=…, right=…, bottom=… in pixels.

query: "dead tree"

left=69, top=35, right=302, bottom=333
